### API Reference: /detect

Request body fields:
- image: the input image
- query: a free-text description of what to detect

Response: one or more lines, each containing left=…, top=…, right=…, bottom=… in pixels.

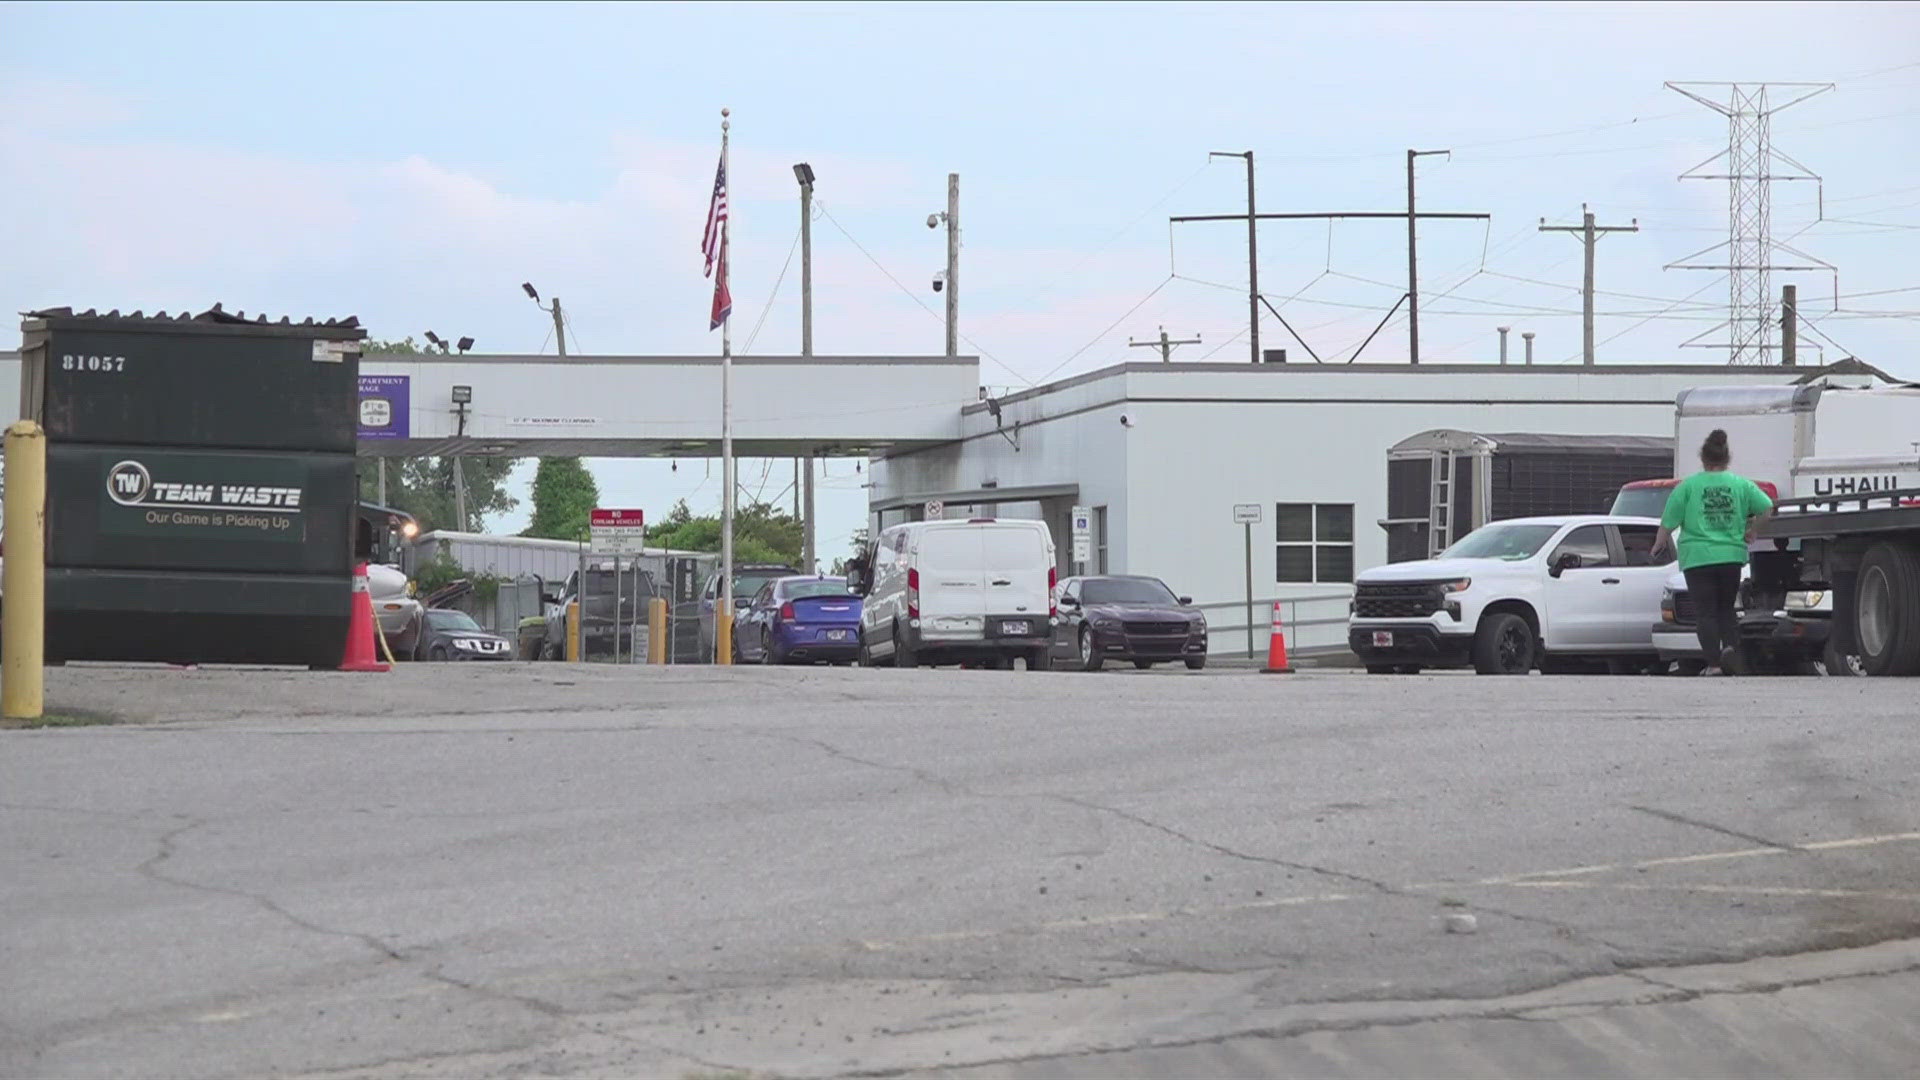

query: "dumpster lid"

left=22, top=303, right=364, bottom=339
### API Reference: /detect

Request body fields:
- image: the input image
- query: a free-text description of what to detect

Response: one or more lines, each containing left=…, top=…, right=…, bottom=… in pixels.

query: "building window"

left=1093, top=506, right=1109, bottom=574
left=1276, top=503, right=1354, bottom=584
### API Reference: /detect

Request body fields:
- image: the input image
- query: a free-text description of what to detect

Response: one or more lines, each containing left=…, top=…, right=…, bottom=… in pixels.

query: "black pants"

left=1685, top=562, right=1743, bottom=662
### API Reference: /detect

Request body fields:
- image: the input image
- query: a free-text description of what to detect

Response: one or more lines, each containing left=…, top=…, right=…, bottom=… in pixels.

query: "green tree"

left=355, top=336, right=520, bottom=533
left=646, top=500, right=803, bottom=566
left=522, top=457, right=601, bottom=540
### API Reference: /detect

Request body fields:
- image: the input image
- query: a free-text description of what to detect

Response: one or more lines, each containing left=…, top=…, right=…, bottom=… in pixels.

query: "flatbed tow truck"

left=1754, top=486, right=1920, bottom=676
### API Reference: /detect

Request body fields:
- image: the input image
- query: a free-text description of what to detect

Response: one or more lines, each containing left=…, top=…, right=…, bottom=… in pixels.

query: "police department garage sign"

left=104, top=458, right=306, bottom=540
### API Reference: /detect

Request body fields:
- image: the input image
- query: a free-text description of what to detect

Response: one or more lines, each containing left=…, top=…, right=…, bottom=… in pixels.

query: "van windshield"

left=1440, top=523, right=1561, bottom=561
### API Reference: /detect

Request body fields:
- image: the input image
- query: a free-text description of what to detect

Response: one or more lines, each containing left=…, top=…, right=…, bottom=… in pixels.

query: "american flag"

left=701, top=154, right=727, bottom=278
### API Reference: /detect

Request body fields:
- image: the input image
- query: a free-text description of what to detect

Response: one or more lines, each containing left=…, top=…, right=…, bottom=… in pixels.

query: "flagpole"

left=719, top=107, right=734, bottom=663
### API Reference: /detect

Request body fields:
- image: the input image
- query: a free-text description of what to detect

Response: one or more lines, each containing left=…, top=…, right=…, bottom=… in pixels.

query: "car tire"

left=857, top=630, right=877, bottom=668
left=1821, top=638, right=1865, bottom=677
left=760, top=632, right=777, bottom=665
left=1855, top=541, right=1920, bottom=676
left=429, top=646, right=449, bottom=662
left=895, top=623, right=919, bottom=669
left=1473, top=613, right=1535, bottom=675
left=1185, top=656, right=1207, bottom=671
left=1077, top=626, right=1104, bottom=672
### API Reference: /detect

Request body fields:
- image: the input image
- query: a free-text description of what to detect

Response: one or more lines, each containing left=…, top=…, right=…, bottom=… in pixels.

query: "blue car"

left=738, top=576, right=862, bottom=665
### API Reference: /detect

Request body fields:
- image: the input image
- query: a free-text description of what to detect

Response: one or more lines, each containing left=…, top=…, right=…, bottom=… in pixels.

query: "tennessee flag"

left=709, top=231, right=732, bottom=331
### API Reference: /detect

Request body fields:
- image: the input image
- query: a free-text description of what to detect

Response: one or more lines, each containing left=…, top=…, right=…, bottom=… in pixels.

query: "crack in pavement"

left=1043, top=793, right=1403, bottom=896
left=136, top=818, right=406, bottom=962
left=1629, top=805, right=1800, bottom=852
left=127, top=816, right=758, bottom=1079
left=752, top=731, right=1636, bottom=961
left=861, top=952, right=1920, bottom=1080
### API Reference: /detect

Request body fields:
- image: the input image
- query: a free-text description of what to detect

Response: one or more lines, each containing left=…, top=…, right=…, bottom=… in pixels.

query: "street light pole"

left=795, top=162, right=818, bottom=573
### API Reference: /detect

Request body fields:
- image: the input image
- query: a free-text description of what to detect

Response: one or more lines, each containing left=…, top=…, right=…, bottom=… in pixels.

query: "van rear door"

left=981, top=524, right=1051, bottom=637
left=914, top=526, right=990, bottom=638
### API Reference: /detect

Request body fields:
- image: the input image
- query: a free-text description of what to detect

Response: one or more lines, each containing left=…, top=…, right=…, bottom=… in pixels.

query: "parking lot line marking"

left=857, top=891, right=1360, bottom=952
left=853, top=832, right=1920, bottom=954
left=1464, top=830, right=1920, bottom=886
left=1499, top=880, right=1920, bottom=903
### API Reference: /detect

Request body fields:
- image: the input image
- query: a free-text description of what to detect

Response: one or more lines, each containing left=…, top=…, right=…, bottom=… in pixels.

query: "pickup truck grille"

left=1353, top=582, right=1443, bottom=619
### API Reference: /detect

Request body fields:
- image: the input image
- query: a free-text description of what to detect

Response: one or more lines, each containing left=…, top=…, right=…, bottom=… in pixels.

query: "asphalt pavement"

left=3, top=662, right=1918, bottom=1078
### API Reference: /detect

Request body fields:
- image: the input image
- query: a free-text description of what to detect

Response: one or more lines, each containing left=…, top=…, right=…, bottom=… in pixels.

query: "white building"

left=867, top=360, right=1890, bottom=656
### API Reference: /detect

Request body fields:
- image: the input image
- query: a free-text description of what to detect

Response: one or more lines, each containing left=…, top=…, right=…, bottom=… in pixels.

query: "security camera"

left=1119, top=412, right=1135, bottom=428
left=927, top=213, right=941, bottom=229
left=932, top=276, right=944, bottom=293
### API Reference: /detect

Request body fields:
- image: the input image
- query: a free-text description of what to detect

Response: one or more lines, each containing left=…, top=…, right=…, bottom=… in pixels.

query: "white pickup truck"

left=1350, top=515, right=1672, bottom=675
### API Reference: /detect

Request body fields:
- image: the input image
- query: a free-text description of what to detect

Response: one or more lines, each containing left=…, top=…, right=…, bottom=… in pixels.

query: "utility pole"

left=1781, top=283, right=1798, bottom=367
left=1171, top=171, right=1484, bottom=366
left=1539, top=204, right=1638, bottom=365
left=551, top=297, right=566, bottom=356
left=1209, top=151, right=1258, bottom=364
left=795, top=162, right=817, bottom=572
left=1128, top=326, right=1202, bottom=362
left=1406, top=149, right=1450, bottom=365
left=945, top=173, right=959, bottom=357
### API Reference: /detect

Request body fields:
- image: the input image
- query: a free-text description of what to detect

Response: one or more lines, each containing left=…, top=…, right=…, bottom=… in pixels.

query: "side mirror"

left=734, top=596, right=752, bottom=608
left=1178, top=596, right=1193, bottom=606
left=1058, top=594, right=1080, bottom=610
left=1550, top=552, right=1582, bottom=577
left=541, top=593, right=560, bottom=606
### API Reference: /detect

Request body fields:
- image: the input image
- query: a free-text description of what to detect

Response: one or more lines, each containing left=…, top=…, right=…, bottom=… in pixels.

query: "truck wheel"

left=894, top=623, right=919, bottom=669
left=1855, top=542, right=1920, bottom=676
left=1026, top=647, right=1050, bottom=672
left=1473, top=613, right=1535, bottom=675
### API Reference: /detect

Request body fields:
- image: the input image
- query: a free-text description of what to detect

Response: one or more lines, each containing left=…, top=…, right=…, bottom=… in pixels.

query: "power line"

left=813, top=200, right=1029, bottom=385
left=1031, top=276, right=1174, bottom=385
left=741, top=224, right=802, bottom=354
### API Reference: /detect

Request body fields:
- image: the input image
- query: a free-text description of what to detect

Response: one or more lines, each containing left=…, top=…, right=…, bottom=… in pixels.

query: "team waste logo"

left=106, top=460, right=304, bottom=511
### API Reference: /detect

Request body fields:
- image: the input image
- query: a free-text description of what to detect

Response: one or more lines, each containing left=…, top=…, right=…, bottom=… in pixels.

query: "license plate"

left=1372, top=631, right=1394, bottom=647
left=1000, top=620, right=1031, bottom=636
left=826, top=629, right=849, bottom=641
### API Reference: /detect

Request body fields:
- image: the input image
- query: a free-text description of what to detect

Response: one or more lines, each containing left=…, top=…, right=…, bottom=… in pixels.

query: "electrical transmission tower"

left=1665, top=81, right=1834, bottom=364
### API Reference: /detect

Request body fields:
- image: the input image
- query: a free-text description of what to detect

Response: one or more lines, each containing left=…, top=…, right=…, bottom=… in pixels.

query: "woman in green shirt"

left=1652, top=428, right=1774, bottom=675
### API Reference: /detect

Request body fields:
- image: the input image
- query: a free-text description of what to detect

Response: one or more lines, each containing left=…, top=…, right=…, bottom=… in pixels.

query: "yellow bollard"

left=566, top=600, right=582, bottom=662
left=716, top=612, right=733, bottom=665
left=647, top=598, right=667, bottom=664
left=3, top=421, right=46, bottom=720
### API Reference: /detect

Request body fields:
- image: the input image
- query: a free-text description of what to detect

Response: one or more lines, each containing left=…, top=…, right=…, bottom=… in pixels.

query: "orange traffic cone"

left=338, top=561, right=391, bottom=673
left=1262, top=601, right=1293, bottom=674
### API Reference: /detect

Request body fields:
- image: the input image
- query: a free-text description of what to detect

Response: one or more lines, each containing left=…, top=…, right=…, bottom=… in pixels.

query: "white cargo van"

left=850, top=518, right=1056, bottom=669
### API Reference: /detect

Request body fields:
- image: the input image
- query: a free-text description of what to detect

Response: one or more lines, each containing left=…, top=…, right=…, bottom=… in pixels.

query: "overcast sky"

left=3, top=2, right=1915, bottom=558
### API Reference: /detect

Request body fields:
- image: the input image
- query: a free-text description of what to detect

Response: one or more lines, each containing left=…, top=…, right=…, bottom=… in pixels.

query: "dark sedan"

left=1049, top=575, right=1208, bottom=671
left=419, top=608, right=514, bottom=661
